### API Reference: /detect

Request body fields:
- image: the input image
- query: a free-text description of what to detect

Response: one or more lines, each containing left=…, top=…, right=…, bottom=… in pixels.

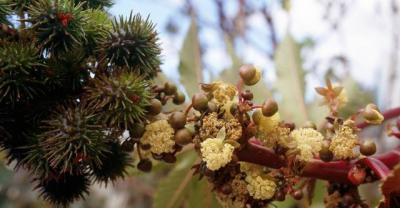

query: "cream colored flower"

left=245, top=175, right=276, bottom=200
left=290, top=128, right=324, bottom=161
left=329, top=125, right=358, bottom=160
left=206, top=81, right=237, bottom=105
left=200, top=128, right=234, bottom=171
left=141, top=120, right=175, bottom=154
left=257, top=111, right=280, bottom=133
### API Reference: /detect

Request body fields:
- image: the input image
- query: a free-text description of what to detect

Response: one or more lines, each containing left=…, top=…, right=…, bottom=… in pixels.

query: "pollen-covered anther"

left=290, top=128, right=324, bottom=161
left=245, top=175, right=277, bottom=200
left=202, top=81, right=237, bottom=106
left=200, top=135, right=234, bottom=171
left=141, top=120, right=175, bottom=154
left=329, top=125, right=358, bottom=160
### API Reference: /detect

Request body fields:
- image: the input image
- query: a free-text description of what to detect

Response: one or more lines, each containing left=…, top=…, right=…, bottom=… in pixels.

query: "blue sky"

left=109, top=0, right=400, bottom=108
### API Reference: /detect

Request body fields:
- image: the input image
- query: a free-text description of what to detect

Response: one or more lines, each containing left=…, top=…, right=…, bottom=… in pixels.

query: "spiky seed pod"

left=101, top=13, right=161, bottom=78
left=0, top=41, right=44, bottom=105
left=85, top=72, right=152, bottom=129
left=35, top=172, right=90, bottom=206
left=28, top=0, right=87, bottom=56
left=81, top=9, right=112, bottom=54
left=91, top=142, right=132, bottom=183
left=45, top=49, right=89, bottom=94
left=0, top=1, right=11, bottom=24
left=74, top=0, right=113, bottom=9
left=39, top=104, right=110, bottom=173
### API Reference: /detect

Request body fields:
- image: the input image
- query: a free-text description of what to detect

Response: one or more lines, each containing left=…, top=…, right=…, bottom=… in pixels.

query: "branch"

left=237, top=107, right=400, bottom=184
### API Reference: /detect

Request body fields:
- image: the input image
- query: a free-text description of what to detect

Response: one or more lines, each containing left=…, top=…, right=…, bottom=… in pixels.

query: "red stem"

left=237, top=107, right=400, bottom=184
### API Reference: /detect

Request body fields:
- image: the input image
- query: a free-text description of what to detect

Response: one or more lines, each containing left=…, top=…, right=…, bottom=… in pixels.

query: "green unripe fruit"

left=360, top=140, right=376, bottom=156
left=137, top=159, right=152, bottom=172
left=147, top=99, right=162, bottom=115
left=169, top=111, right=186, bottom=129
left=173, top=92, right=186, bottom=105
left=192, top=93, right=208, bottom=111
left=262, top=99, right=278, bottom=117
left=164, top=82, right=177, bottom=95
left=174, top=128, right=193, bottom=146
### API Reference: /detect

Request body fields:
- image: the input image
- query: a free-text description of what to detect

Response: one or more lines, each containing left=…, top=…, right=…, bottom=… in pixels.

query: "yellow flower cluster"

left=200, top=112, right=242, bottom=141
left=290, top=128, right=324, bottom=161
left=207, top=81, right=237, bottom=105
left=239, top=162, right=276, bottom=200
left=200, top=137, right=234, bottom=171
left=216, top=174, right=248, bottom=208
left=141, top=120, right=175, bottom=154
left=245, top=175, right=277, bottom=200
left=329, top=125, right=358, bottom=159
left=257, top=111, right=280, bottom=133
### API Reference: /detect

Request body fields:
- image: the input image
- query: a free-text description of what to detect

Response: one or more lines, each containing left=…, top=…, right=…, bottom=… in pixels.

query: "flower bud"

left=241, top=90, right=254, bottom=100
left=207, top=101, right=218, bottom=112
left=362, top=104, right=384, bottom=124
left=360, top=140, right=376, bottom=156
left=164, top=82, right=177, bottom=95
left=262, top=99, right=278, bottom=117
left=239, top=65, right=261, bottom=86
left=173, top=92, right=186, bottom=105
left=169, top=111, right=186, bottom=129
left=137, top=159, right=152, bottom=172
left=147, top=99, right=162, bottom=115
left=292, top=190, right=303, bottom=200
left=192, top=93, right=208, bottom=111
left=174, top=128, right=193, bottom=145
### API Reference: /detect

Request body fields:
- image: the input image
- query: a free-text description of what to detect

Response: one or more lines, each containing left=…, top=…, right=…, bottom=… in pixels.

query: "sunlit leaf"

left=274, top=34, right=308, bottom=124
left=153, top=151, right=198, bottom=208
left=178, top=17, right=202, bottom=97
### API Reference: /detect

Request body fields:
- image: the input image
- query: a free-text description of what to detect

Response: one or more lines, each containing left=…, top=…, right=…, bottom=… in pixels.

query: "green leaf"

left=339, top=77, right=374, bottom=118
left=274, top=34, right=308, bottom=125
left=153, top=151, right=198, bottom=208
left=178, top=17, right=202, bottom=97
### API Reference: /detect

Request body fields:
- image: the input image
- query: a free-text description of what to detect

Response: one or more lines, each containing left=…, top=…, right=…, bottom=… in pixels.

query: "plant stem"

left=237, top=107, right=400, bottom=184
